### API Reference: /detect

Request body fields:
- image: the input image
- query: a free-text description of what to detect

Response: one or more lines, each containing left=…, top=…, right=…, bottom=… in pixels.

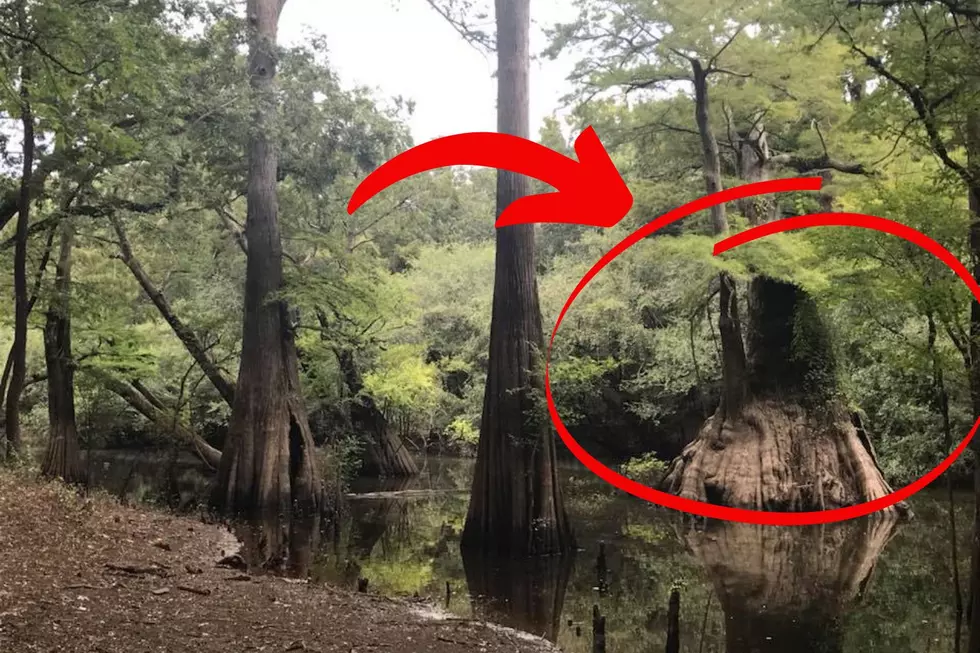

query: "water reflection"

left=461, top=550, right=575, bottom=642
left=685, top=516, right=899, bottom=653
left=86, top=452, right=971, bottom=653
left=342, top=477, right=415, bottom=585
left=234, top=511, right=322, bottom=577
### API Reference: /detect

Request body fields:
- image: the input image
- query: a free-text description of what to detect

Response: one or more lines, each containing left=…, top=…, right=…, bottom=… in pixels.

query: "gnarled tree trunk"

left=663, top=277, right=903, bottom=513
left=664, top=102, right=900, bottom=513
left=40, top=222, right=83, bottom=484
left=211, top=0, right=322, bottom=518
left=460, top=0, right=573, bottom=556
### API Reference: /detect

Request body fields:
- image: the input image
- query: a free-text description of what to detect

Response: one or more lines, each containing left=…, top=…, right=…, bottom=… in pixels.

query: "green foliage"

left=0, top=0, right=975, bottom=490
left=363, top=344, right=442, bottom=421
left=620, top=452, right=668, bottom=486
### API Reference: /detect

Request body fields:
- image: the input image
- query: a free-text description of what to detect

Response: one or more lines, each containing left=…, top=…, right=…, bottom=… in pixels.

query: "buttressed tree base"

left=663, top=277, right=906, bottom=515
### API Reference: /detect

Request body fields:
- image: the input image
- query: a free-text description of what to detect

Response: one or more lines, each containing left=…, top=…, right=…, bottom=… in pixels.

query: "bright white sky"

left=278, top=0, right=581, bottom=144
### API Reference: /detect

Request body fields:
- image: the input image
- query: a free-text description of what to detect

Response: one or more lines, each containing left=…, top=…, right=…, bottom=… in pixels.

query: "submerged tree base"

left=661, top=398, right=909, bottom=515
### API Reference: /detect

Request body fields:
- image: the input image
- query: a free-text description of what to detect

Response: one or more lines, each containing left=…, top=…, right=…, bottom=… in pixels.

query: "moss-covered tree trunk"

left=40, top=222, right=83, bottom=484
left=211, top=0, right=321, bottom=517
left=460, top=0, right=573, bottom=557
left=663, top=154, right=901, bottom=512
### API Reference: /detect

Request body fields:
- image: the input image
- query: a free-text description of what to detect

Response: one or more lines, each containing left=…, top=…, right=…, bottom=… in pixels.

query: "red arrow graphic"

left=346, top=126, right=634, bottom=228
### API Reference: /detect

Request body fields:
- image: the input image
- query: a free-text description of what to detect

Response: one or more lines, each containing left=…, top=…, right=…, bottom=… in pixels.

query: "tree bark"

left=735, top=114, right=773, bottom=223
left=718, top=273, right=747, bottom=417
left=40, top=222, right=84, bottom=483
left=108, top=214, right=237, bottom=407
left=212, top=0, right=322, bottom=517
left=692, top=60, right=726, bottom=234
left=334, top=347, right=418, bottom=477
left=4, top=56, right=34, bottom=460
left=460, top=0, right=574, bottom=557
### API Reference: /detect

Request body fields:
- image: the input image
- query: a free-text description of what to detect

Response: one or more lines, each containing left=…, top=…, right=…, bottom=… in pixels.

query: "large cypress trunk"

left=40, top=222, right=83, bottom=484
left=663, top=277, right=901, bottom=512
left=663, top=97, right=899, bottom=513
left=211, top=0, right=321, bottom=517
left=459, top=0, right=573, bottom=556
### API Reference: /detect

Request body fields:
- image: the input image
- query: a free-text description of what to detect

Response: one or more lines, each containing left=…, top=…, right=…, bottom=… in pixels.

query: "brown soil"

left=0, top=471, right=558, bottom=653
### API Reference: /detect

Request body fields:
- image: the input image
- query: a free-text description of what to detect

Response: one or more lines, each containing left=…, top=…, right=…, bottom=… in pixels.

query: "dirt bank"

left=0, top=471, right=558, bottom=652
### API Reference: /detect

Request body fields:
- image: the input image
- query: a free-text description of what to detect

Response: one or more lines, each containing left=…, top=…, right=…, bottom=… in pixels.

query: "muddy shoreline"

left=0, top=471, right=558, bottom=652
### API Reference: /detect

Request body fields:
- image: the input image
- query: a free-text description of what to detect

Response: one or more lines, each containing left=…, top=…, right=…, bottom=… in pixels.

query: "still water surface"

left=85, top=451, right=971, bottom=652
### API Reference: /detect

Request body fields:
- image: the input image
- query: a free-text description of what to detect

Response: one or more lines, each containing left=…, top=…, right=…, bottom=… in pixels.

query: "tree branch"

left=82, top=367, right=222, bottom=470
left=108, top=214, right=237, bottom=407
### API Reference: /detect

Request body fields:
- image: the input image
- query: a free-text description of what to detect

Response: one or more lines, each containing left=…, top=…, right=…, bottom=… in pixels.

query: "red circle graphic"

left=545, top=177, right=980, bottom=525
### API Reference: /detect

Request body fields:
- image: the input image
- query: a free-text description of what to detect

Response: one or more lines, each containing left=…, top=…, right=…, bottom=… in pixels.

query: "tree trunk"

left=0, top=223, right=55, bottom=430
left=717, top=273, right=747, bottom=417
left=40, top=222, right=83, bottom=483
left=665, top=588, right=680, bottom=653
left=929, top=311, right=964, bottom=652
left=664, top=277, right=902, bottom=512
left=460, top=0, right=573, bottom=557
left=334, top=348, right=418, bottom=477
left=91, top=371, right=222, bottom=470
left=663, top=134, right=899, bottom=512
left=735, top=115, right=773, bottom=223
left=692, top=61, right=726, bottom=234
left=4, top=57, right=34, bottom=460
left=211, top=0, right=322, bottom=518
left=965, top=108, right=980, bottom=653
left=108, top=214, right=236, bottom=407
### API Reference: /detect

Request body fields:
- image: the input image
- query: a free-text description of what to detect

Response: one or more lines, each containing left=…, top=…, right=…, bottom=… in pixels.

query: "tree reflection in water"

left=684, top=514, right=900, bottom=653
left=235, top=511, right=322, bottom=578
left=461, top=549, right=575, bottom=642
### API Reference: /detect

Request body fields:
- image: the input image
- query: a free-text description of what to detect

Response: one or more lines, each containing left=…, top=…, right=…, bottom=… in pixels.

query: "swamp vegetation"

left=1, top=0, right=980, bottom=649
